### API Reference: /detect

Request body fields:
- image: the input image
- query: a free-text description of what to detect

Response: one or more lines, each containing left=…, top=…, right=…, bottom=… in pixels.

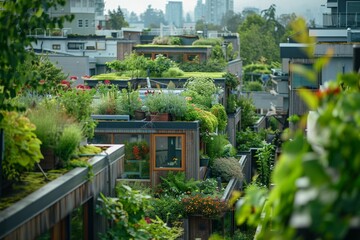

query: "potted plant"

left=144, top=90, right=187, bottom=121
left=27, top=99, right=83, bottom=169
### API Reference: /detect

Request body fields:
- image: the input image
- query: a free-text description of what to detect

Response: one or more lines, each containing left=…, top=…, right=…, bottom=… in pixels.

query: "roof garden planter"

left=0, top=144, right=124, bottom=239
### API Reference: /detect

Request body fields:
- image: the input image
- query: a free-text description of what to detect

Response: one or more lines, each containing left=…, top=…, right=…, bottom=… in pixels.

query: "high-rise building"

left=49, top=0, right=105, bottom=35
left=194, top=0, right=206, bottom=22
left=204, top=0, right=233, bottom=25
left=165, top=1, right=183, bottom=28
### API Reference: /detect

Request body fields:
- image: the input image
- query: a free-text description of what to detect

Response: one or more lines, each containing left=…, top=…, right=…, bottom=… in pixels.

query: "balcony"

left=323, top=13, right=360, bottom=28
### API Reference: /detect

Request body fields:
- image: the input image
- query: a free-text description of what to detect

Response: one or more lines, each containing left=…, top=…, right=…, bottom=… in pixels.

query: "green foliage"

left=107, top=6, right=129, bottom=30
left=118, top=85, right=142, bottom=117
left=210, top=104, right=228, bottom=132
left=211, top=157, right=243, bottom=182
left=162, top=67, right=184, bottom=78
left=223, top=72, right=239, bottom=89
left=235, top=18, right=360, bottom=239
left=97, top=185, right=183, bottom=240
left=236, top=128, right=265, bottom=152
left=149, top=54, right=177, bottom=77
left=226, top=94, right=237, bottom=113
left=183, top=77, right=217, bottom=108
left=149, top=196, right=185, bottom=226
left=206, top=134, right=236, bottom=160
left=238, top=13, right=280, bottom=65
left=27, top=99, right=72, bottom=150
left=56, top=124, right=83, bottom=163
left=159, top=172, right=200, bottom=197
left=18, top=53, right=68, bottom=95
left=183, top=104, right=218, bottom=134
left=179, top=59, right=226, bottom=72
left=242, top=63, right=272, bottom=82
left=243, top=81, right=264, bottom=92
left=144, top=91, right=187, bottom=119
left=192, top=38, right=223, bottom=46
left=255, top=143, right=275, bottom=188
left=58, top=87, right=97, bottom=139
left=0, top=111, right=43, bottom=181
left=0, top=0, right=73, bottom=111
left=234, top=182, right=269, bottom=227
left=237, top=96, right=257, bottom=130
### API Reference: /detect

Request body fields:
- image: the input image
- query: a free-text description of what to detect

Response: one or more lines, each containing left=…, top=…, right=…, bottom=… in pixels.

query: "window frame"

left=152, top=134, right=185, bottom=171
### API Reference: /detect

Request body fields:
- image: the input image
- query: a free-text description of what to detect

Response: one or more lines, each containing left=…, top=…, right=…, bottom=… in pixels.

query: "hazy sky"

left=105, top=0, right=327, bottom=21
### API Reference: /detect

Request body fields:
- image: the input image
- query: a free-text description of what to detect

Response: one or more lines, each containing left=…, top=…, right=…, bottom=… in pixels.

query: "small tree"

left=107, top=6, right=129, bottom=30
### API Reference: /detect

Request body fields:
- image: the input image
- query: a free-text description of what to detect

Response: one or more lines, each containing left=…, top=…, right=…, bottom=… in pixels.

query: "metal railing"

left=323, top=13, right=360, bottom=28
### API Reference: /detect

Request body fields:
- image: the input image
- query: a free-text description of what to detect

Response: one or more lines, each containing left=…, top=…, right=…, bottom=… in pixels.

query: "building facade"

left=204, top=0, right=233, bottom=25
left=48, top=0, right=105, bottom=35
left=165, top=1, right=183, bottom=28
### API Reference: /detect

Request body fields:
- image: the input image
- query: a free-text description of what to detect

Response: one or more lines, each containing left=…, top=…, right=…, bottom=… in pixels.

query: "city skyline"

left=105, top=0, right=326, bottom=21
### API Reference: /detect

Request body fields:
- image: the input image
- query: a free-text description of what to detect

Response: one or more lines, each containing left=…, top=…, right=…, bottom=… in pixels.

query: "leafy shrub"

left=210, top=104, right=227, bottom=132
left=226, top=94, right=237, bottom=113
left=223, top=72, right=239, bottom=89
left=159, top=171, right=199, bottom=197
left=183, top=77, right=217, bottom=108
left=237, top=96, right=257, bottom=130
left=236, top=128, right=265, bottom=152
left=97, top=185, right=183, bottom=239
left=183, top=105, right=218, bottom=134
left=211, top=157, right=243, bottom=182
left=206, top=134, right=236, bottom=160
left=144, top=91, right=187, bottom=119
left=244, top=81, right=263, bottom=91
left=149, top=196, right=185, bottom=225
left=162, top=67, right=184, bottom=78
left=192, top=38, right=222, bottom=46
left=255, top=143, right=275, bottom=188
left=0, top=111, right=43, bottom=181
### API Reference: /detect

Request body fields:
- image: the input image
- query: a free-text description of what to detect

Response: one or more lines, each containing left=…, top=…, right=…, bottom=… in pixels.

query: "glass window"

left=52, top=44, right=61, bottom=50
left=68, top=42, right=84, bottom=50
left=78, top=19, right=83, bottom=27
left=123, top=135, right=150, bottom=179
left=153, top=134, right=184, bottom=170
left=85, top=19, right=89, bottom=27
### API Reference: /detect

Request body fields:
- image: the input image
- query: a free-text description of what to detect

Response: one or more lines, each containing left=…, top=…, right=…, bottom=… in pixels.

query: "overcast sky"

left=105, top=0, right=327, bottom=22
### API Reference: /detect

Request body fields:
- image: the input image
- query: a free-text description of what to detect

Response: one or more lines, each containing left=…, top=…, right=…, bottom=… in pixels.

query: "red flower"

left=144, top=217, right=151, bottom=224
left=76, top=84, right=91, bottom=90
left=70, top=76, right=78, bottom=80
left=104, top=80, right=111, bottom=85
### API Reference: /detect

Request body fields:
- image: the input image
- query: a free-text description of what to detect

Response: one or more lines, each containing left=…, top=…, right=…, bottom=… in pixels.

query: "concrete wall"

left=49, top=55, right=89, bottom=84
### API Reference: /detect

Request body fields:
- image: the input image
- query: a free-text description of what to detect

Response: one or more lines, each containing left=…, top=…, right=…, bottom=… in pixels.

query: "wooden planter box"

left=0, top=144, right=124, bottom=240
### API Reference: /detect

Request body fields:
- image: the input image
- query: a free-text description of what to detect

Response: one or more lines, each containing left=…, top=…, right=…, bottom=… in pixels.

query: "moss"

left=0, top=171, right=66, bottom=211
left=0, top=146, right=104, bottom=211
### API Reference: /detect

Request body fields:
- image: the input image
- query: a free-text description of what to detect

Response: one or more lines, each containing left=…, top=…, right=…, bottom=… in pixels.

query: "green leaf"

left=298, top=88, right=319, bottom=110
left=35, top=8, right=44, bottom=17
left=302, top=153, right=330, bottom=185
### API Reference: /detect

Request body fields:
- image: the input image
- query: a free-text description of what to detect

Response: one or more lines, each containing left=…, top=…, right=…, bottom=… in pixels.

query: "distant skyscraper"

left=194, top=0, right=206, bottom=22
left=205, top=0, right=233, bottom=25
left=165, top=1, right=183, bottom=28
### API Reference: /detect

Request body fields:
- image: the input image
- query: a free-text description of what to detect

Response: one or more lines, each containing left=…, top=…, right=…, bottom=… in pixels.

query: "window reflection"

left=155, top=136, right=183, bottom=169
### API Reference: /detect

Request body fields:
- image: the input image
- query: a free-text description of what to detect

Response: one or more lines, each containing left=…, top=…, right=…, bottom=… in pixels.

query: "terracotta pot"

left=150, top=112, right=170, bottom=121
